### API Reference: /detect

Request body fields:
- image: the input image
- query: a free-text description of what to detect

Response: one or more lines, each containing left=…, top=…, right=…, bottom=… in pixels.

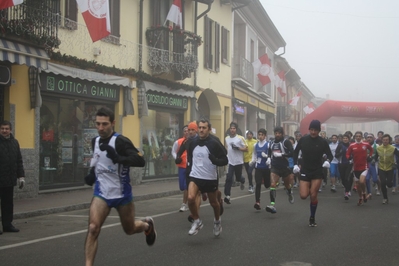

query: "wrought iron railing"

left=233, top=56, right=254, bottom=85
left=0, top=0, right=60, bottom=50
left=146, top=26, right=201, bottom=80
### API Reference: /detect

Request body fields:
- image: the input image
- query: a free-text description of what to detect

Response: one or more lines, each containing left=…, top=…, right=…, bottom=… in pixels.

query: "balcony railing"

left=145, top=26, right=200, bottom=80
left=0, top=0, right=60, bottom=50
left=232, top=56, right=254, bottom=86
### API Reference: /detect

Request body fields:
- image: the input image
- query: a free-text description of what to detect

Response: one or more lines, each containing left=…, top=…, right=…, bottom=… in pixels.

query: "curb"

left=13, top=190, right=182, bottom=220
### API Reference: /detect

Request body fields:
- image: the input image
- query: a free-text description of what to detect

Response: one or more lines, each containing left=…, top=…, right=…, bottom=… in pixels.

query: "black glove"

left=175, top=157, right=182, bottom=164
left=231, top=143, right=240, bottom=150
left=84, top=168, right=96, bottom=186
left=99, top=143, right=119, bottom=163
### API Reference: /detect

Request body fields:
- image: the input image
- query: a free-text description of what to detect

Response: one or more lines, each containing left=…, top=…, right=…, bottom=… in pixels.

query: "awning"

left=143, top=81, right=195, bottom=98
left=0, top=39, right=49, bottom=69
left=44, top=63, right=132, bottom=88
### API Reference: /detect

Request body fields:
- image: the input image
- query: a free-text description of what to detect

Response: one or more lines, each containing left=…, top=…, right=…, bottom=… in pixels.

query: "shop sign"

left=234, top=103, right=245, bottom=115
left=146, top=91, right=188, bottom=110
left=40, top=73, right=120, bottom=102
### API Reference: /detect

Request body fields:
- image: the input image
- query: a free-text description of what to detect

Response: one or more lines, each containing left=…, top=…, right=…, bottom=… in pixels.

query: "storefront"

left=38, top=63, right=130, bottom=189
left=140, top=81, right=192, bottom=179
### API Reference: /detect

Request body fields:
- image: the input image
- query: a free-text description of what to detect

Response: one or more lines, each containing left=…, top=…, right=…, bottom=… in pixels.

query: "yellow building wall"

left=7, top=65, right=35, bottom=148
left=120, top=86, right=141, bottom=148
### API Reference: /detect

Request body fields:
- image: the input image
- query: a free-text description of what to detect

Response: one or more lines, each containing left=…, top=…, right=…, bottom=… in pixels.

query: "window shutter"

left=65, top=0, right=77, bottom=22
left=215, top=22, right=220, bottom=72
left=204, top=16, right=210, bottom=69
left=110, top=0, right=120, bottom=37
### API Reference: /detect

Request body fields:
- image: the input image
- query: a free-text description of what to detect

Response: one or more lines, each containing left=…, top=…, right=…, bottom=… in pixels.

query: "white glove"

left=322, top=161, right=330, bottom=168
left=261, top=152, right=268, bottom=158
left=18, top=177, right=25, bottom=189
left=249, top=160, right=255, bottom=167
left=273, top=152, right=282, bottom=158
left=293, top=165, right=300, bottom=174
left=266, top=158, right=271, bottom=166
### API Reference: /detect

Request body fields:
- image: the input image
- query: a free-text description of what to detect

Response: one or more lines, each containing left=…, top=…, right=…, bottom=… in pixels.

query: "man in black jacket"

left=0, top=120, right=25, bottom=234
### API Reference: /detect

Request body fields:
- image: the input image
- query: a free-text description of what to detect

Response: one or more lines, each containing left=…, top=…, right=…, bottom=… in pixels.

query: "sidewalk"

left=13, top=178, right=181, bottom=220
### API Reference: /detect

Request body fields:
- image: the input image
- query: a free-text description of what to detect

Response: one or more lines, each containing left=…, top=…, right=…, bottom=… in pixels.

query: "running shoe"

left=224, top=196, right=231, bottom=204
left=357, top=198, right=363, bottom=206
left=392, top=188, right=396, bottom=194
left=344, top=192, right=349, bottom=201
left=318, top=187, right=322, bottom=192
left=353, top=186, right=357, bottom=192
left=330, top=185, right=336, bottom=193
left=213, top=219, right=222, bottom=237
left=322, top=181, right=326, bottom=188
left=187, top=215, right=194, bottom=223
left=202, top=193, right=208, bottom=201
left=293, top=183, right=298, bottom=188
left=309, top=217, right=317, bottom=227
left=248, top=186, right=254, bottom=193
left=368, top=193, right=372, bottom=200
left=376, top=190, right=381, bottom=196
left=266, top=205, right=277, bottom=214
left=188, top=219, right=203, bottom=235
left=240, top=182, right=245, bottom=190
left=286, top=190, right=294, bottom=204
left=254, top=202, right=261, bottom=210
left=348, top=191, right=352, bottom=197
left=383, top=199, right=389, bottom=204
left=179, top=203, right=188, bottom=212
left=143, top=217, right=157, bottom=246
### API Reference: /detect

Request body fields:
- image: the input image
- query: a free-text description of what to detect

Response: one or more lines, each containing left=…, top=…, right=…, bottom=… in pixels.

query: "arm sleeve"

left=346, top=145, right=352, bottom=159
left=282, top=139, right=294, bottom=158
left=115, top=136, right=145, bottom=167
left=209, top=139, right=228, bottom=166
left=293, top=139, right=301, bottom=165
left=325, top=141, right=334, bottom=162
left=171, top=140, right=178, bottom=159
left=251, top=143, right=257, bottom=162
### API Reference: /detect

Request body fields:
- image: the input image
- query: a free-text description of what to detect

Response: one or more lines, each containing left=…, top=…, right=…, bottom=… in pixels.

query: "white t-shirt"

left=225, top=135, right=246, bottom=166
left=329, top=141, right=339, bottom=164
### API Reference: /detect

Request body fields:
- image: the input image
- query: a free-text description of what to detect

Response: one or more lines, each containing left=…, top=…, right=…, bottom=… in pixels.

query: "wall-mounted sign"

left=146, top=90, right=188, bottom=110
left=40, top=73, right=120, bottom=102
left=234, top=103, right=245, bottom=115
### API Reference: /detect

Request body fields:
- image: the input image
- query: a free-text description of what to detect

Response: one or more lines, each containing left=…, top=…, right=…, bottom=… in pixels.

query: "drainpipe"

left=139, top=0, right=144, bottom=71
left=193, top=1, right=212, bottom=121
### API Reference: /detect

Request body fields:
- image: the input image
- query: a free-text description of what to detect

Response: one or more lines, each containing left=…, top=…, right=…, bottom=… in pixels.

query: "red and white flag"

left=303, top=103, right=315, bottom=114
left=288, top=91, right=302, bottom=106
left=76, top=0, right=111, bottom=43
left=0, top=0, right=23, bottom=10
left=166, top=0, right=183, bottom=28
left=275, top=70, right=287, bottom=97
left=252, top=54, right=275, bottom=86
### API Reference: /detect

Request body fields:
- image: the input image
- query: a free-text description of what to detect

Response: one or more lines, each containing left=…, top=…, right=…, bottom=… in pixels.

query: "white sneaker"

left=188, top=219, right=203, bottom=235
left=179, top=203, right=188, bottom=212
left=376, top=190, right=381, bottom=196
left=213, top=219, right=222, bottom=237
left=248, top=186, right=254, bottom=193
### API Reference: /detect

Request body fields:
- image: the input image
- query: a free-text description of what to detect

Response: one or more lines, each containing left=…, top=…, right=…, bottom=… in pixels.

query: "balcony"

left=145, top=26, right=200, bottom=80
left=0, top=0, right=60, bottom=51
left=232, top=56, right=254, bottom=88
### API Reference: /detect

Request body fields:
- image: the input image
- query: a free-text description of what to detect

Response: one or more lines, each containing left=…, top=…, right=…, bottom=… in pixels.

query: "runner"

left=265, top=126, right=294, bottom=214
left=293, top=120, right=333, bottom=227
left=244, top=130, right=257, bottom=193
left=329, top=134, right=339, bottom=192
left=335, top=134, right=353, bottom=200
left=365, top=134, right=381, bottom=197
left=186, top=118, right=228, bottom=236
left=375, top=134, right=399, bottom=204
left=249, top=128, right=271, bottom=210
left=346, top=131, right=373, bottom=206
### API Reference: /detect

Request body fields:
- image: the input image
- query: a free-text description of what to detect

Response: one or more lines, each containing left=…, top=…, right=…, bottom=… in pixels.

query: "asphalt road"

left=1, top=184, right=399, bottom=266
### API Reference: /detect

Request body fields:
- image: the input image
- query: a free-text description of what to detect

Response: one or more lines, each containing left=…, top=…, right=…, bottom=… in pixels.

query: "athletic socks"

left=270, top=188, right=276, bottom=203
left=310, top=200, right=318, bottom=218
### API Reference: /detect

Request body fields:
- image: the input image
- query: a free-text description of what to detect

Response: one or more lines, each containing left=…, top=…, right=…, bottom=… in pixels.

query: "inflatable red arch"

left=300, top=100, right=399, bottom=135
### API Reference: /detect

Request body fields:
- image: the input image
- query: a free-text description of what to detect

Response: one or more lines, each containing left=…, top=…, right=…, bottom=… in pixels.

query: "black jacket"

left=0, top=133, right=25, bottom=187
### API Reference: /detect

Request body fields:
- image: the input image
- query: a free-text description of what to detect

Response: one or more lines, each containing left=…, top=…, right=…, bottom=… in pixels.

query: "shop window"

left=141, top=110, right=183, bottom=178
left=40, top=98, right=112, bottom=189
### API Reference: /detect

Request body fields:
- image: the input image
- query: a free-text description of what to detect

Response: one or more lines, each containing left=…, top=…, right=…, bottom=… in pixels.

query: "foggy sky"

left=260, top=0, right=399, bottom=103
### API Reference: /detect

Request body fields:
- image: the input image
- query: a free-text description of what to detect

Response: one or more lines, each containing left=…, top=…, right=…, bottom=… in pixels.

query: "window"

left=221, top=26, right=230, bottom=65
left=109, top=0, right=120, bottom=37
left=62, top=0, right=77, bottom=30
left=204, top=16, right=220, bottom=72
